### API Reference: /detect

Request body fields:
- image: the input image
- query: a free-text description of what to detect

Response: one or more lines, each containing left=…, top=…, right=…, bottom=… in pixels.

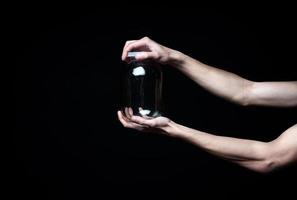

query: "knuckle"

left=142, top=36, right=150, bottom=41
left=142, top=53, right=148, bottom=59
left=125, top=40, right=133, bottom=44
left=154, top=53, right=160, bottom=59
left=130, top=43, right=136, bottom=49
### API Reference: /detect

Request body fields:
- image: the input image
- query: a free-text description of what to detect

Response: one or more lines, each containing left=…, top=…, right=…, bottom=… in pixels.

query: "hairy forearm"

left=162, top=121, right=274, bottom=173
left=168, top=50, right=251, bottom=105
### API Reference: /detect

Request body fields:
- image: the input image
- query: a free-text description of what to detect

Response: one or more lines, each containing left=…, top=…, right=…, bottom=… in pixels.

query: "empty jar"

left=122, top=52, right=163, bottom=118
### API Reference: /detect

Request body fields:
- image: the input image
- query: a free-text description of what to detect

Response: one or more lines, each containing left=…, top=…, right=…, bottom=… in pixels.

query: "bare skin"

left=118, top=37, right=297, bottom=173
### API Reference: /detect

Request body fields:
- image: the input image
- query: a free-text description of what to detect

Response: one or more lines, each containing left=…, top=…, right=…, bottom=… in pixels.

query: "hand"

left=117, top=108, right=172, bottom=135
left=121, top=36, right=174, bottom=64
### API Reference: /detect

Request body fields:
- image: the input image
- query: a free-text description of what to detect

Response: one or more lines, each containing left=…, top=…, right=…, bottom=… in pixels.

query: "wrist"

left=167, top=49, right=186, bottom=67
left=168, top=49, right=204, bottom=72
left=161, top=120, right=198, bottom=141
left=161, top=120, right=183, bottom=138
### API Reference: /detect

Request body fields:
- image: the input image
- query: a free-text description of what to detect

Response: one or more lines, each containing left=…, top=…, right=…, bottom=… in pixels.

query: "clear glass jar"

left=122, top=52, right=162, bottom=118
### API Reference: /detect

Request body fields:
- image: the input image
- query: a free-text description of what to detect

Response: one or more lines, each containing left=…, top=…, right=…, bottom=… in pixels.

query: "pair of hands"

left=118, top=37, right=172, bottom=133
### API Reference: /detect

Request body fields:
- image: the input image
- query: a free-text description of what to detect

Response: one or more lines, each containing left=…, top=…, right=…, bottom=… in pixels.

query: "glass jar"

left=122, top=52, right=162, bottom=118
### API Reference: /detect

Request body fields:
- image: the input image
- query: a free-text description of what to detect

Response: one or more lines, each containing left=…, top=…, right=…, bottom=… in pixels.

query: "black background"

left=13, top=5, right=296, bottom=199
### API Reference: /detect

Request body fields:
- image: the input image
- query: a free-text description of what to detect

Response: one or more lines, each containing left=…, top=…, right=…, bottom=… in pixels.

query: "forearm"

left=162, top=120, right=273, bottom=173
left=168, top=50, right=252, bottom=105
left=248, top=81, right=297, bottom=107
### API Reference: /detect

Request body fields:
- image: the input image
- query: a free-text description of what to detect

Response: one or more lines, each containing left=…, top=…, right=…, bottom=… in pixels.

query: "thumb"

left=135, top=52, right=158, bottom=61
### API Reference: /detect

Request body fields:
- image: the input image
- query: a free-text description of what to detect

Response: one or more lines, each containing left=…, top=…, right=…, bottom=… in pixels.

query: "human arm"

left=164, top=122, right=297, bottom=173
left=122, top=37, right=297, bottom=107
left=118, top=111, right=297, bottom=173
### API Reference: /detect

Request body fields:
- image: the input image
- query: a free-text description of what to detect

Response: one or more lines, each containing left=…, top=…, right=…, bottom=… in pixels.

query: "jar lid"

left=127, top=52, right=139, bottom=58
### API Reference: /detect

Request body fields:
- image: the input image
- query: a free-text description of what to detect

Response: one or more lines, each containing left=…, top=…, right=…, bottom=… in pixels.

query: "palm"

left=147, top=116, right=170, bottom=128
left=117, top=110, right=171, bottom=134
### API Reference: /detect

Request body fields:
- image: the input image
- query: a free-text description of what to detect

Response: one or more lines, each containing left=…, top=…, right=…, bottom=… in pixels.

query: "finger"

left=135, top=51, right=159, bottom=61
left=117, top=111, right=148, bottom=131
left=124, top=40, right=136, bottom=50
left=118, top=110, right=133, bottom=123
left=122, top=40, right=136, bottom=61
left=128, top=107, right=133, bottom=117
left=122, top=40, right=151, bottom=61
left=124, top=107, right=132, bottom=119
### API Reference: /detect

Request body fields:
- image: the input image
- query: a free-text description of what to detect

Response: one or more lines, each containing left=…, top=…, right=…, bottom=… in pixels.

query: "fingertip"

left=128, top=107, right=133, bottom=116
left=117, top=110, right=122, bottom=120
left=124, top=107, right=131, bottom=119
left=121, top=52, right=127, bottom=61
